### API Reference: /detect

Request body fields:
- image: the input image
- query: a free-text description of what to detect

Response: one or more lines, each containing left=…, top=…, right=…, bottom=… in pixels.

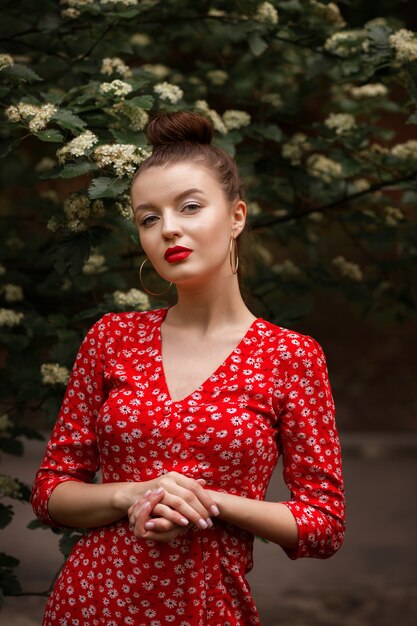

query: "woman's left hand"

left=128, top=488, right=190, bottom=543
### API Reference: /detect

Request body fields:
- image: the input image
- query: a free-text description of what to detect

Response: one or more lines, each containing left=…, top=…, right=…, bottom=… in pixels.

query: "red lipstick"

left=164, top=246, right=193, bottom=263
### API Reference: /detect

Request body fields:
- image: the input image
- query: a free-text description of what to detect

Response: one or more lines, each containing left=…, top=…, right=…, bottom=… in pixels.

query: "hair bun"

left=146, top=111, right=213, bottom=148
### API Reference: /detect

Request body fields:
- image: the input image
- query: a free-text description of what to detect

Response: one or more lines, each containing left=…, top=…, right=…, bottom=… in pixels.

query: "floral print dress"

left=31, top=308, right=345, bottom=626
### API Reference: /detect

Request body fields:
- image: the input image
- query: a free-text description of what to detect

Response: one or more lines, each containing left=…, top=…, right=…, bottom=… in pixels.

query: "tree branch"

left=251, top=170, right=417, bottom=229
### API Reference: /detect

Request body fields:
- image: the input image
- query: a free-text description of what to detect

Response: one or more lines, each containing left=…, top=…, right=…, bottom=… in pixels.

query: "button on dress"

left=31, top=308, right=345, bottom=626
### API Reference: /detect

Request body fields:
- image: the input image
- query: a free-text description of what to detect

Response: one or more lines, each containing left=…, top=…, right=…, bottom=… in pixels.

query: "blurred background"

left=1, top=0, right=416, bottom=623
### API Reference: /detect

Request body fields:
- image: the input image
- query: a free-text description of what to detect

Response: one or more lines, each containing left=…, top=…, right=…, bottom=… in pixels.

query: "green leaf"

left=59, top=529, right=83, bottom=559
left=52, top=161, right=98, bottom=179
left=35, top=129, right=64, bottom=143
left=27, top=519, right=49, bottom=530
left=127, top=95, right=154, bottom=110
left=248, top=33, right=268, bottom=57
left=88, top=176, right=130, bottom=199
left=254, top=124, right=282, bottom=142
left=4, top=63, right=43, bottom=83
left=0, top=138, right=20, bottom=159
left=53, top=110, right=87, bottom=132
left=0, top=504, right=13, bottom=529
left=0, top=438, right=24, bottom=456
left=0, top=552, right=21, bottom=596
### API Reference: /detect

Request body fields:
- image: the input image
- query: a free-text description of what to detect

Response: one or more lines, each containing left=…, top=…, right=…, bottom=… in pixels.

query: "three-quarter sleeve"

left=276, top=333, right=346, bottom=560
left=31, top=313, right=111, bottom=526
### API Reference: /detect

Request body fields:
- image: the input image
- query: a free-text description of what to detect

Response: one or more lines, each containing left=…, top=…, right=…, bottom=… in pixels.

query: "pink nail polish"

left=154, top=487, right=164, bottom=495
left=206, top=518, right=213, bottom=528
left=179, top=517, right=189, bottom=526
left=144, top=521, right=155, bottom=530
left=144, top=489, right=152, bottom=497
left=198, top=518, right=208, bottom=529
left=211, top=504, right=220, bottom=516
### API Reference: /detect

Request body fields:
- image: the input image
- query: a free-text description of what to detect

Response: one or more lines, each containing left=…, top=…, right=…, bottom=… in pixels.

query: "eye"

left=182, top=202, right=200, bottom=213
left=140, top=214, right=158, bottom=227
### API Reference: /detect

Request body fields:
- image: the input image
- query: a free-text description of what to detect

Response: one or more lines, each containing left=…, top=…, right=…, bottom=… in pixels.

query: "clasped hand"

left=127, top=471, right=220, bottom=543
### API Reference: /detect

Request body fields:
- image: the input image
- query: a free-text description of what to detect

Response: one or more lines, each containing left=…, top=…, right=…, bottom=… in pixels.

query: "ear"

left=231, top=200, right=247, bottom=237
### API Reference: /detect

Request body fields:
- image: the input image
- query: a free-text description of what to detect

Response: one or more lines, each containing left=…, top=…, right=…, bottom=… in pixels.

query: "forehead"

left=132, top=162, right=221, bottom=200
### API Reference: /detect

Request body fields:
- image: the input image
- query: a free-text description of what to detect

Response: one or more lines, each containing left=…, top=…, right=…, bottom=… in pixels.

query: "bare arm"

left=207, top=490, right=298, bottom=549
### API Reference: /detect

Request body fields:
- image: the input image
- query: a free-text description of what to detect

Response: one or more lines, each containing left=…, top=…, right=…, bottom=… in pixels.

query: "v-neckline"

left=156, top=308, right=262, bottom=404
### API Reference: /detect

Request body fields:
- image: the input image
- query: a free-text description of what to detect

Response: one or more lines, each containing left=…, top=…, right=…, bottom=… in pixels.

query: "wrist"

left=112, top=481, right=152, bottom=513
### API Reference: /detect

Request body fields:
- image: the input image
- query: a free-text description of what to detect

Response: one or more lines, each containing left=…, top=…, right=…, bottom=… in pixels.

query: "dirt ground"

left=2, top=433, right=417, bottom=625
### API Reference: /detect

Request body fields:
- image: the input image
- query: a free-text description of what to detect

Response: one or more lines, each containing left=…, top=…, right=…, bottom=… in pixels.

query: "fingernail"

left=198, top=518, right=208, bottom=529
left=154, top=487, right=164, bottom=495
left=206, top=518, right=213, bottom=528
left=144, top=489, right=152, bottom=497
left=144, top=521, right=155, bottom=530
left=179, top=517, right=189, bottom=526
left=141, top=501, right=151, bottom=511
left=211, top=504, right=220, bottom=516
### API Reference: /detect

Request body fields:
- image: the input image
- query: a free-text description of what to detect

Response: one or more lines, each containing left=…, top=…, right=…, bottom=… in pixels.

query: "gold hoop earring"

left=229, top=236, right=239, bottom=275
left=139, top=258, right=172, bottom=297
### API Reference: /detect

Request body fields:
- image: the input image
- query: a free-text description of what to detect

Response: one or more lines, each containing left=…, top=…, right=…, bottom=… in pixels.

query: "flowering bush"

left=1, top=0, right=417, bottom=601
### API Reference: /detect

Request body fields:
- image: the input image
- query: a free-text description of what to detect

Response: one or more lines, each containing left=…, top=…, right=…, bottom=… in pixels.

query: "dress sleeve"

left=276, top=334, right=346, bottom=560
left=30, top=313, right=111, bottom=527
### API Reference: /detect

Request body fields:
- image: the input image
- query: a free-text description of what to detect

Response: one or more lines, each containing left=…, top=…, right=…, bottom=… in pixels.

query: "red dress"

left=31, top=308, right=345, bottom=626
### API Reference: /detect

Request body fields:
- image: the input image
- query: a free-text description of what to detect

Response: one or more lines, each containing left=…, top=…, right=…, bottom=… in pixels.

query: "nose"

left=161, top=211, right=182, bottom=240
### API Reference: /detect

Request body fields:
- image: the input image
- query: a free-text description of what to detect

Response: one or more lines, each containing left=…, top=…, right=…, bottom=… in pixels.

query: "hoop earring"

left=139, top=258, right=172, bottom=297
left=230, top=236, right=239, bottom=275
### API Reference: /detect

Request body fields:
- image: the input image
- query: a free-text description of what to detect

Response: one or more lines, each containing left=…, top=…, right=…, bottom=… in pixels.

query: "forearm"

left=47, top=479, right=153, bottom=528
left=210, top=490, right=299, bottom=550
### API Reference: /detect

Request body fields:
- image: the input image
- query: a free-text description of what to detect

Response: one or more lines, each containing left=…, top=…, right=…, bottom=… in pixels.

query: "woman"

left=32, top=111, right=345, bottom=625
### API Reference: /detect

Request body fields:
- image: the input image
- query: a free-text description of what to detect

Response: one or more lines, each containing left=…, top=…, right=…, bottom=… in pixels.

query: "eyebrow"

left=134, top=188, right=206, bottom=214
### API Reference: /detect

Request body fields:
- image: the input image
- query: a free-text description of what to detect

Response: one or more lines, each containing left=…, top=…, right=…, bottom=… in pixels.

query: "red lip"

left=164, top=246, right=193, bottom=261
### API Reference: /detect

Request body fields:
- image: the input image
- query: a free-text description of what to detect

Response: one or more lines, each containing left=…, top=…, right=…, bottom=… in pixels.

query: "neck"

left=167, top=275, right=254, bottom=334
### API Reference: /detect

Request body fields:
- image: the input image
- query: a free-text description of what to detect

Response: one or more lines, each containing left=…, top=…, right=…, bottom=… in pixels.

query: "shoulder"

left=85, top=308, right=166, bottom=345
left=256, top=318, right=326, bottom=365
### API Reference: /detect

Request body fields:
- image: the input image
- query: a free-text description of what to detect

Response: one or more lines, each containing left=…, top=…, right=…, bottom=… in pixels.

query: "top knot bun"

left=146, top=111, right=213, bottom=149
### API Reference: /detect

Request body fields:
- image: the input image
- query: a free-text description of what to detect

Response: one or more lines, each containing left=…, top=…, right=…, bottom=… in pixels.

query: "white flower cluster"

left=324, top=30, right=369, bottom=57
left=255, top=2, right=279, bottom=25
left=56, top=130, right=98, bottom=163
left=248, top=202, right=262, bottom=216
left=115, top=194, right=134, bottom=220
left=261, top=93, right=283, bottom=108
left=130, top=33, right=152, bottom=47
left=281, top=133, right=310, bottom=166
left=113, top=288, right=150, bottom=310
left=389, top=29, right=417, bottom=64
left=5, top=102, right=57, bottom=133
left=93, top=144, right=151, bottom=177
left=391, top=140, right=417, bottom=160
left=307, top=154, right=342, bottom=183
left=223, top=110, right=251, bottom=131
left=99, top=79, right=132, bottom=98
left=100, top=0, right=139, bottom=5
left=384, top=206, right=404, bottom=226
left=352, top=178, right=370, bottom=192
left=0, top=264, right=5, bottom=276
left=0, top=413, right=13, bottom=433
left=2, top=284, right=23, bottom=303
left=101, top=57, right=132, bottom=78
left=142, top=64, right=170, bottom=78
left=309, top=1, right=345, bottom=25
left=349, top=83, right=388, bottom=99
left=41, top=363, right=70, bottom=386
left=0, top=54, right=14, bottom=71
left=0, top=308, right=24, bottom=327
left=272, top=259, right=302, bottom=279
left=206, top=70, right=228, bottom=86
left=60, top=0, right=95, bottom=7
left=195, top=100, right=227, bottom=134
left=59, top=194, right=104, bottom=232
left=83, top=252, right=107, bottom=274
left=324, top=112, right=356, bottom=135
left=332, top=256, right=363, bottom=281
left=0, top=475, right=22, bottom=499
left=121, top=103, right=149, bottom=130
left=153, top=82, right=183, bottom=104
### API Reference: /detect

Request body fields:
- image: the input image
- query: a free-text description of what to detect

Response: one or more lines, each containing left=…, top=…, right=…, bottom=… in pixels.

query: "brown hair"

left=132, top=111, right=254, bottom=280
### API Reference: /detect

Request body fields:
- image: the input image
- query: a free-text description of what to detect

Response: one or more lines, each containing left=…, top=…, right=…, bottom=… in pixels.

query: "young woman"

left=32, top=111, right=345, bottom=626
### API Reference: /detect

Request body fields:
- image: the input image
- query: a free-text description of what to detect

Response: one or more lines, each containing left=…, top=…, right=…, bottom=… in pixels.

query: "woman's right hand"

left=148, top=472, right=220, bottom=529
